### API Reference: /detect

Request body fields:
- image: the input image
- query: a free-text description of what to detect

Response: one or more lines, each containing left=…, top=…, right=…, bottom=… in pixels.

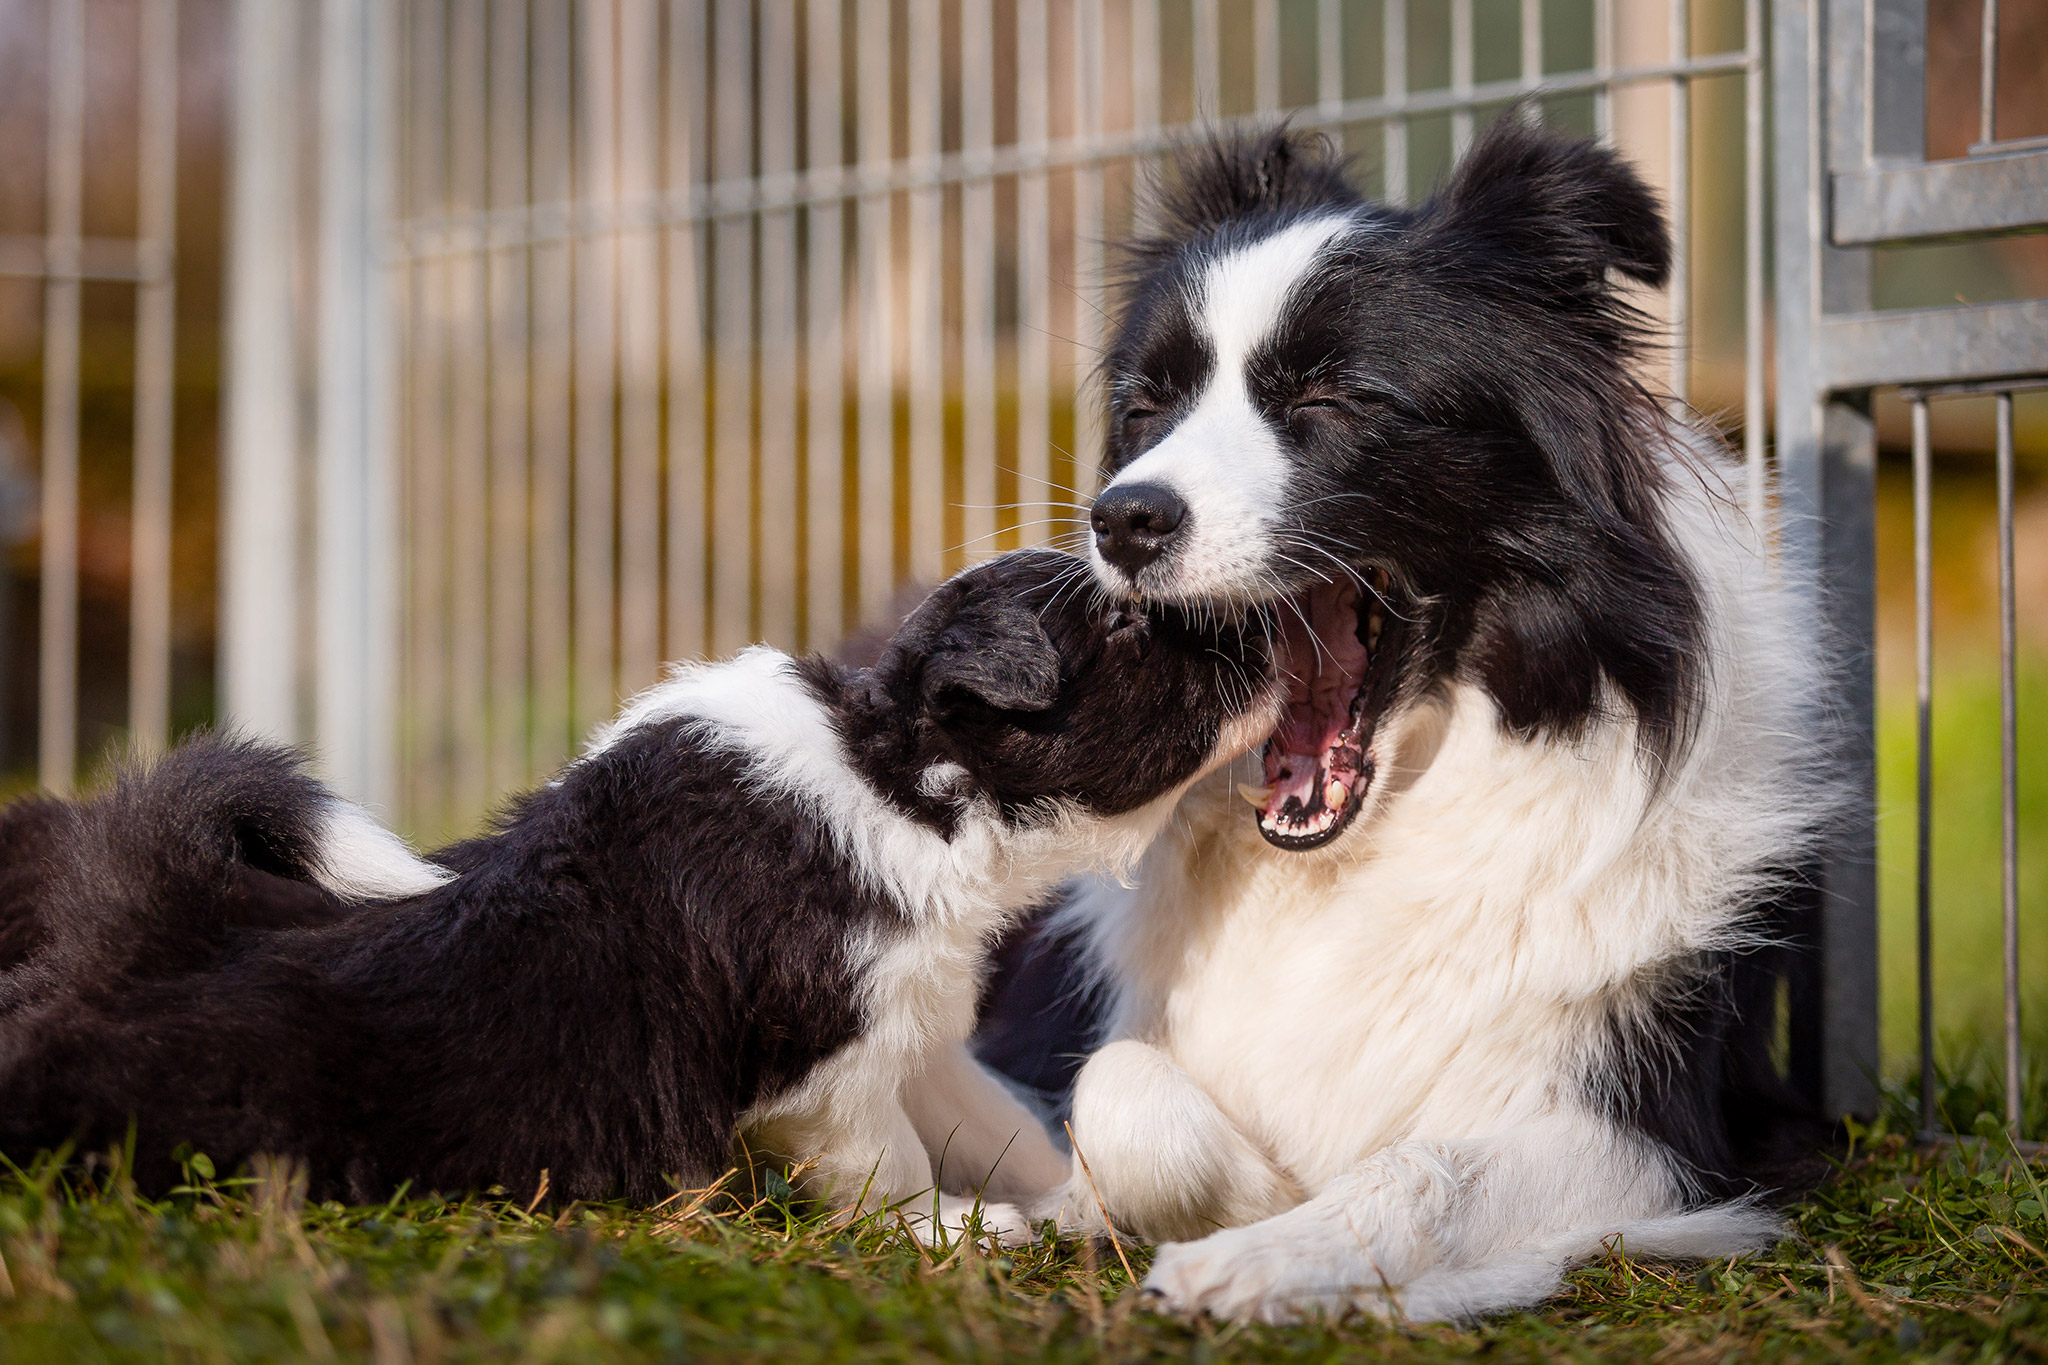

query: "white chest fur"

left=1068, top=456, right=1825, bottom=1197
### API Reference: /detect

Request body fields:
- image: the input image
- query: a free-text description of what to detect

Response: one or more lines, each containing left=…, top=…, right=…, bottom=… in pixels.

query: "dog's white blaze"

left=1093, top=215, right=1355, bottom=602
left=311, top=799, right=453, bottom=900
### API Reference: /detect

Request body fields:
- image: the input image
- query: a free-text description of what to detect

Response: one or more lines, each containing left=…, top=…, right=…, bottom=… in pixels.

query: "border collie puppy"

left=998, top=120, right=1834, bottom=1317
left=0, top=549, right=1274, bottom=1238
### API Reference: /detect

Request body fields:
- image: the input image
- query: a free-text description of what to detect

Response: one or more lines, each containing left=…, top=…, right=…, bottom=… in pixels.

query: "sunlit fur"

left=1008, top=121, right=1837, bottom=1322
left=0, top=551, right=1273, bottom=1243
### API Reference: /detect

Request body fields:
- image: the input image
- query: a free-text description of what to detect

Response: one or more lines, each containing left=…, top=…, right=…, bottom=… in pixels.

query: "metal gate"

left=1774, top=0, right=2047, bottom=1126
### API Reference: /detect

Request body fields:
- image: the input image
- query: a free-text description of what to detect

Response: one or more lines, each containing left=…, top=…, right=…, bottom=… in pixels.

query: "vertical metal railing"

left=1903, top=378, right=2037, bottom=1137
left=1775, top=0, right=2045, bottom=1129
left=39, top=0, right=85, bottom=793
left=368, top=1, right=1765, bottom=847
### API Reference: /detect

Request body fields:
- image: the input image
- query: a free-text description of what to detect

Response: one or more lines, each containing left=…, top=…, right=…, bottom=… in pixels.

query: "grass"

left=6, top=465, right=2041, bottom=1360
left=1, top=1069, right=2044, bottom=1365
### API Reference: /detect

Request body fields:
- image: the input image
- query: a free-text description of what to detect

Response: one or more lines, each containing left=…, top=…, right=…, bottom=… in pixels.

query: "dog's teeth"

left=1367, top=609, right=1383, bottom=651
left=1237, top=782, right=1276, bottom=808
left=1325, top=781, right=1348, bottom=810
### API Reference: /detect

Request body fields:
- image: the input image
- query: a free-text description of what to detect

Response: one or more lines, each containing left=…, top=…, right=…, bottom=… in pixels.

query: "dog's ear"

left=1427, top=114, right=1669, bottom=290
left=881, top=581, right=1061, bottom=714
left=1148, top=125, right=1361, bottom=245
left=923, top=593, right=1062, bottom=713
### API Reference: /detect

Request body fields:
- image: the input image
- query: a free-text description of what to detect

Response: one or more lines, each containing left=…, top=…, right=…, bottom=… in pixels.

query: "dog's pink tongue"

left=1261, top=581, right=1369, bottom=820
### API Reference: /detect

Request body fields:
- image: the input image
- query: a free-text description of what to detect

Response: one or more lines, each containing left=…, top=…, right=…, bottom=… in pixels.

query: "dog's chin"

left=1098, top=553, right=1391, bottom=856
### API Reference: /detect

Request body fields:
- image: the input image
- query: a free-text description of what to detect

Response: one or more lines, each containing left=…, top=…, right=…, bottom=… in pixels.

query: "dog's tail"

left=0, top=734, right=448, bottom=1008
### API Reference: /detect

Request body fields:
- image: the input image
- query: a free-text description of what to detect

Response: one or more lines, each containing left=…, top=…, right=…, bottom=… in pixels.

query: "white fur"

left=598, top=644, right=1261, bottom=1243
left=1093, top=216, right=1357, bottom=603
left=1046, top=429, right=1825, bottom=1318
left=310, top=799, right=453, bottom=900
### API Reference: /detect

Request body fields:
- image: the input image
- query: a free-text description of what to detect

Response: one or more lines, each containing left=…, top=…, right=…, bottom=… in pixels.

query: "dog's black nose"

left=1091, top=482, right=1187, bottom=575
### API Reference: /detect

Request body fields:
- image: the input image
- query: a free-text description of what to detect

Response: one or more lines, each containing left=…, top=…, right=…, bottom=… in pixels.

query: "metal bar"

left=1815, top=300, right=2048, bottom=391
left=1980, top=0, right=1998, bottom=150
left=1900, top=376, right=2048, bottom=401
left=1130, top=0, right=1161, bottom=237
left=1912, top=395, right=1934, bottom=1137
left=486, top=0, right=531, bottom=790
left=1133, top=0, right=1161, bottom=131
left=1383, top=0, right=1407, bottom=205
left=958, top=0, right=996, bottom=572
left=1971, top=133, right=2048, bottom=158
left=1594, top=0, right=1613, bottom=138
left=387, top=49, right=1761, bottom=253
left=1193, top=0, right=1220, bottom=119
left=449, top=0, right=491, bottom=825
left=711, top=0, right=753, bottom=653
left=0, top=235, right=168, bottom=282
left=39, top=0, right=84, bottom=791
left=1775, top=0, right=1882, bottom=1126
left=529, top=0, right=575, bottom=770
left=617, top=0, right=665, bottom=677
left=906, top=0, right=944, bottom=586
left=576, top=0, right=622, bottom=725
left=1451, top=0, right=1473, bottom=156
left=1830, top=149, right=2048, bottom=246
left=130, top=0, right=179, bottom=754
left=1865, top=0, right=1925, bottom=161
left=1742, top=0, right=1765, bottom=522
left=320, top=0, right=396, bottom=810
left=802, top=0, right=841, bottom=648
left=754, top=0, right=798, bottom=647
left=666, top=0, right=708, bottom=661
left=1666, top=0, right=1689, bottom=406
left=1071, top=0, right=1105, bottom=502
left=855, top=0, right=893, bottom=620
left=1255, top=0, right=1280, bottom=114
left=1995, top=389, right=2019, bottom=1132
left=414, top=45, right=449, bottom=823
left=222, top=0, right=300, bottom=756
left=1521, top=0, right=1542, bottom=116
left=402, top=0, right=449, bottom=832
left=1016, top=0, right=1051, bottom=546
left=1318, top=0, right=1342, bottom=115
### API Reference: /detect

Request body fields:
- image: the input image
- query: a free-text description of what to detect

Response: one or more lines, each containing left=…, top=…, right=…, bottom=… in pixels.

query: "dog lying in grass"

left=0, top=548, right=1275, bottom=1239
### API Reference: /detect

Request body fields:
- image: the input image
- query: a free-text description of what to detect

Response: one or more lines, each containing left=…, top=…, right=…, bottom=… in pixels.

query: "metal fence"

left=2, top=0, right=180, bottom=795
left=312, top=0, right=1768, bottom=839
left=20, top=1, right=2042, bottom=1128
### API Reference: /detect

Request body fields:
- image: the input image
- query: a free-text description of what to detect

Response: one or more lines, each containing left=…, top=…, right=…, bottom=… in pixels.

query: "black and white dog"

left=0, top=549, right=1274, bottom=1237
left=999, top=120, right=1833, bottom=1318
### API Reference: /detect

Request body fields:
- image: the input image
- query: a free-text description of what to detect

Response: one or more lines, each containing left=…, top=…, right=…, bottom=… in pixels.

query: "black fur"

left=983, top=118, right=1819, bottom=1206
left=0, top=549, right=1268, bottom=1201
left=1106, top=117, right=1702, bottom=767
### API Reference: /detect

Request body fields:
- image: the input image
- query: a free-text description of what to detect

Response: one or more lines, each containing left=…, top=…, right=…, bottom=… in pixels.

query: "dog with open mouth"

left=995, top=119, right=1837, bottom=1320
left=0, top=549, right=1273, bottom=1238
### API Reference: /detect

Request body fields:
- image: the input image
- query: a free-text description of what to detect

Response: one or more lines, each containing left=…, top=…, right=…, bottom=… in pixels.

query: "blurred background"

left=0, top=0, right=2041, bottom=1097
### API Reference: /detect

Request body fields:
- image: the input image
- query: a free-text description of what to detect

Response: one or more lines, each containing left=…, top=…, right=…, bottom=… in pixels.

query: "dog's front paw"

left=911, top=1193, right=1036, bottom=1248
left=1142, top=1222, right=1387, bottom=1325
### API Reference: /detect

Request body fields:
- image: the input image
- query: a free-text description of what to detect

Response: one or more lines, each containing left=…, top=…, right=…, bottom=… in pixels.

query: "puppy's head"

left=829, top=548, right=1276, bottom=835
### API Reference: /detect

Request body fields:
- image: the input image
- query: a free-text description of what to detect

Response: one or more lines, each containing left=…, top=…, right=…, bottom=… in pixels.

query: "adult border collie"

left=993, top=118, right=1834, bottom=1320
left=0, top=550, right=1274, bottom=1235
